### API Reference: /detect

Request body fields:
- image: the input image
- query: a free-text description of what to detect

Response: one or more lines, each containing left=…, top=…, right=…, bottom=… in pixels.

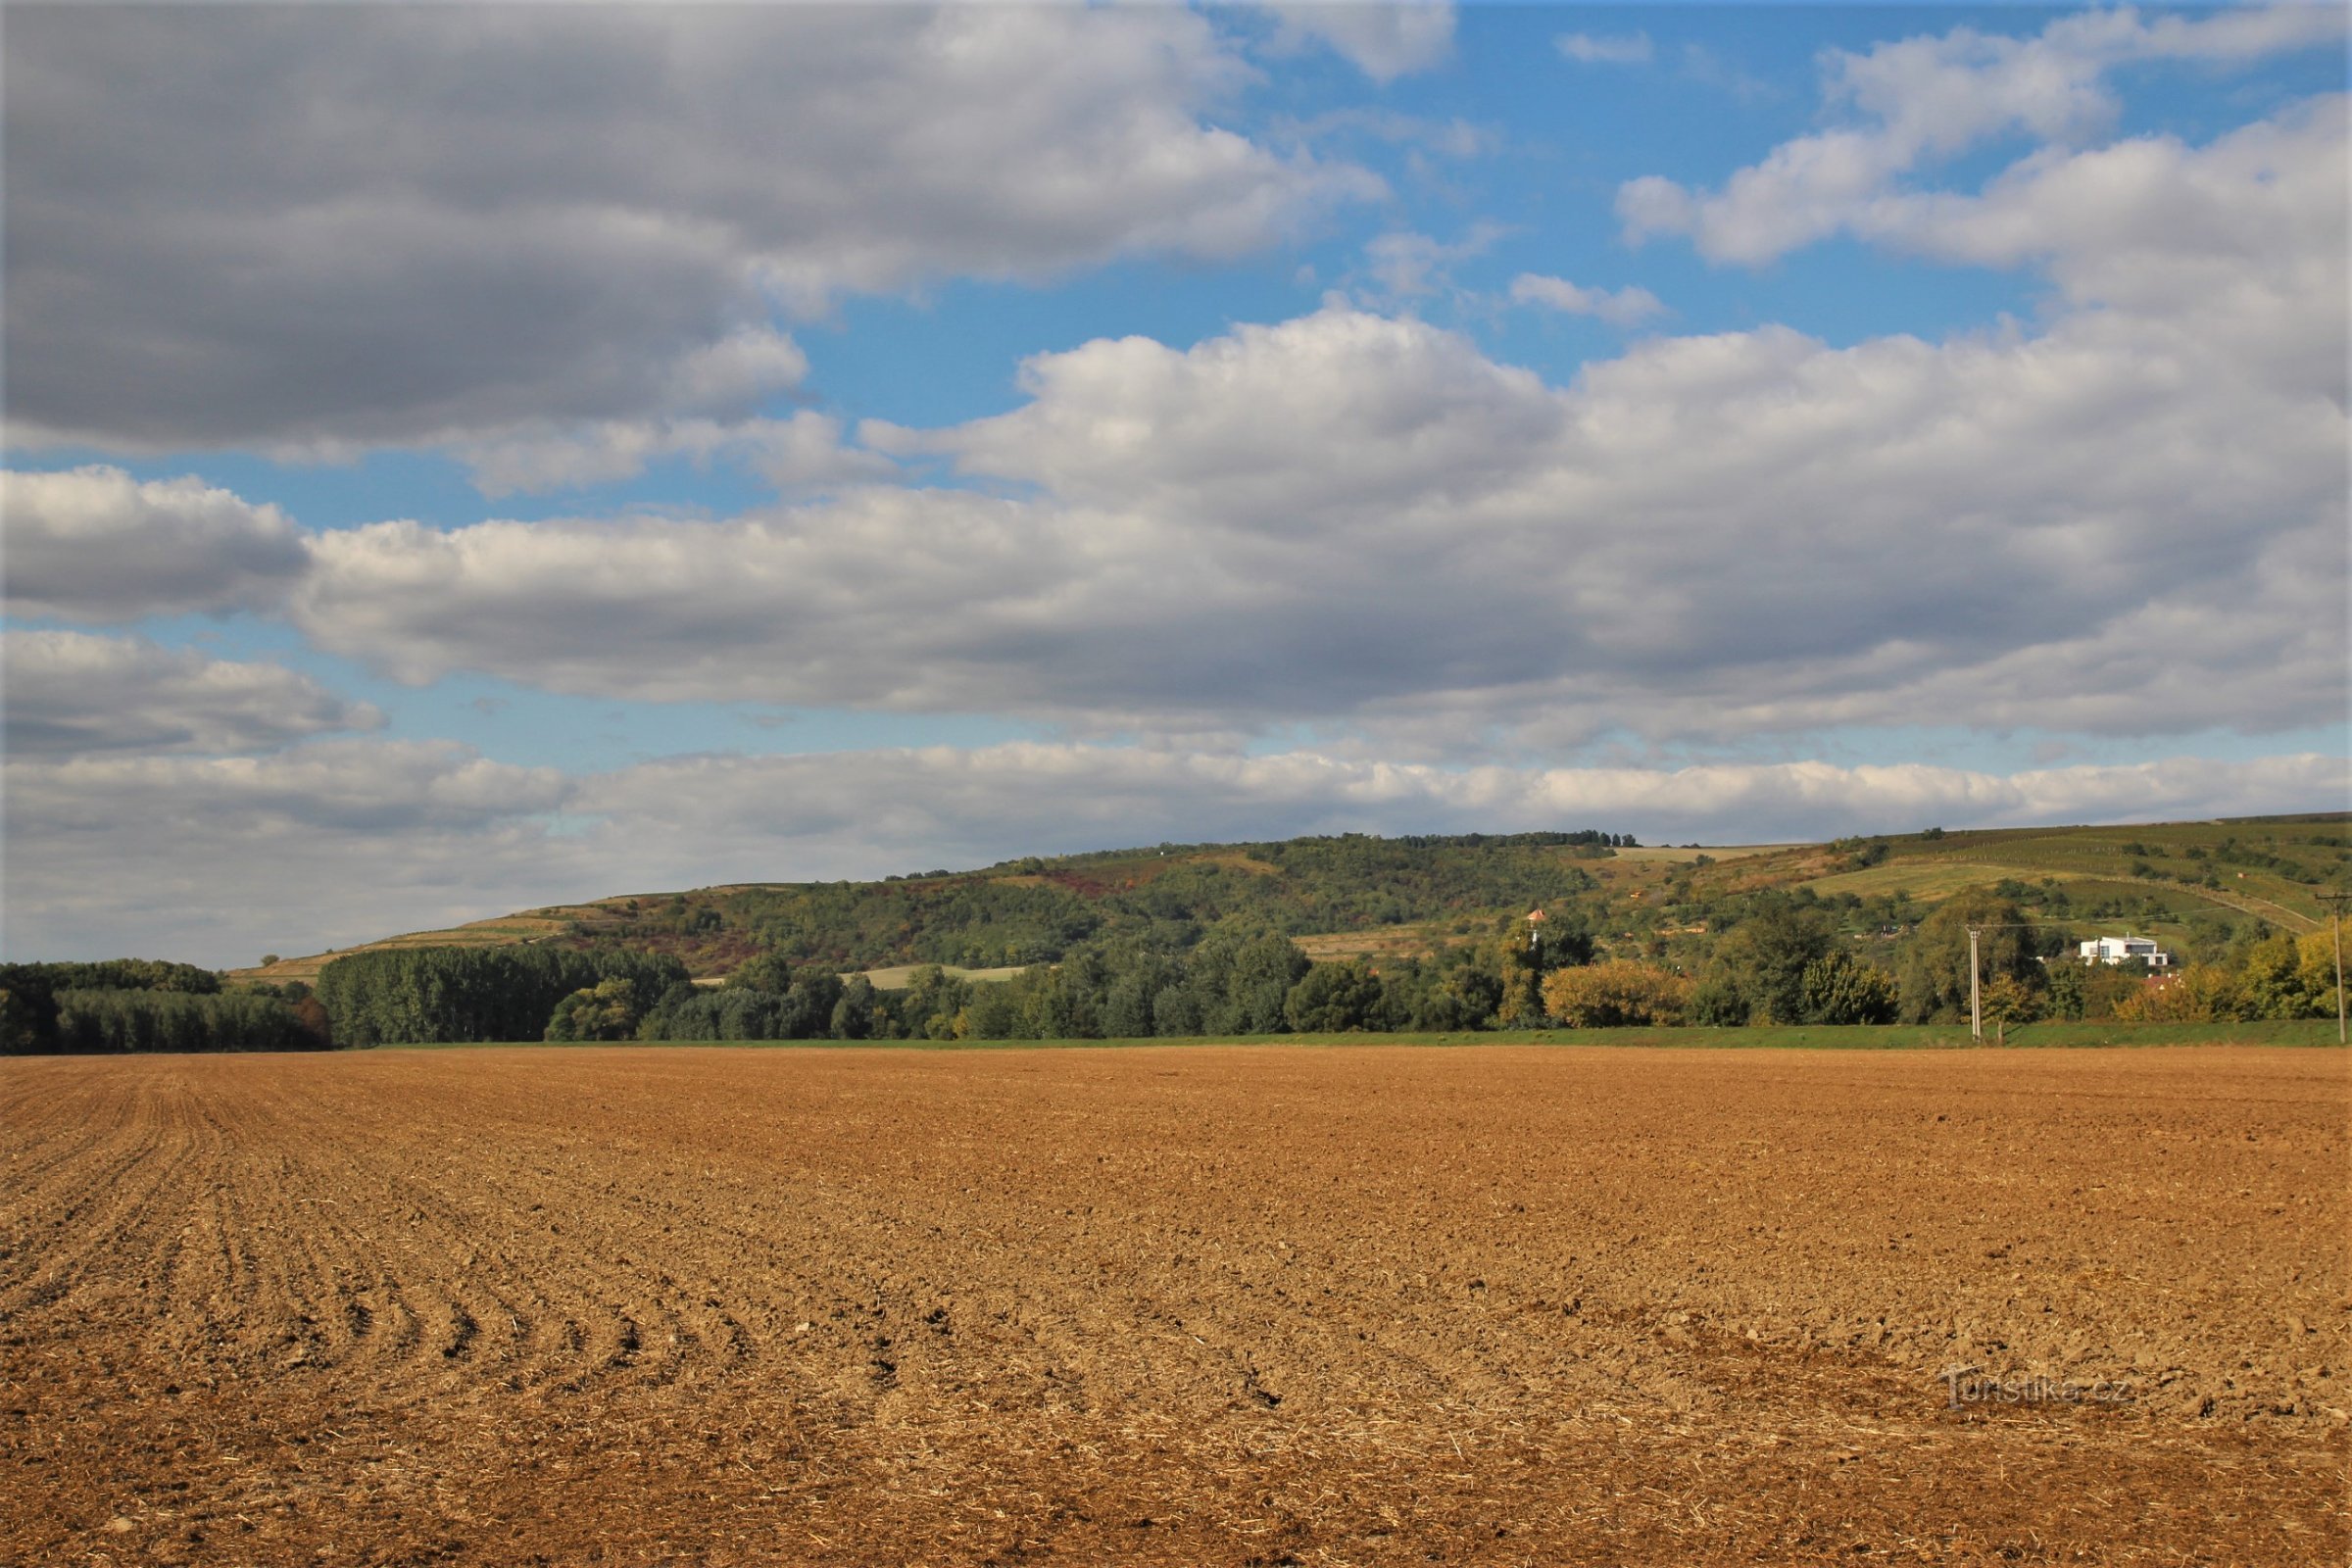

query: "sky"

left=3, top=1, right=2347, bottom=967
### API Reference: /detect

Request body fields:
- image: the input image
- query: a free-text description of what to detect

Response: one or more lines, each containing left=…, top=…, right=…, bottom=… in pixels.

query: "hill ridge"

left=227, top=813, right=2348, bottom=987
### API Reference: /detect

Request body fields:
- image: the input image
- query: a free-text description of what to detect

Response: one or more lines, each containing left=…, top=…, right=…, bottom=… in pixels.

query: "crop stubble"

left=1, top=1045, right=2343, bottom=1565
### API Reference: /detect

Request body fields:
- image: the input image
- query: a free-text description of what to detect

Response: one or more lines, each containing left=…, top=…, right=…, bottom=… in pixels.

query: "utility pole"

left=1968, top=925, right=1983, bottom=1044
left=2320, top=890, right=2350, bottom=1047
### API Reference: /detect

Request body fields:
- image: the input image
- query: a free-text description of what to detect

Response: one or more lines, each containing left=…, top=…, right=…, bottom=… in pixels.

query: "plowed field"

left=2, top=1045, right=2344, bottom=1566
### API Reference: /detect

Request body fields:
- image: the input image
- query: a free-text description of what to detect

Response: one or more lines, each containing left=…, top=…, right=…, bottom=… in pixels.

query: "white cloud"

left=30, top=95, right=2340, bottom=759
left=1, top=466, right=308, bottom=621
left=1508, top=272, right=1667, bottom=326
left=1859, top=98, right=2349, bottom=401
left=1264, top=3, right=1455, bottom=83
left=5, top=736, right=2338, bottom=967
left=1, top=630, right=380, bottom=757
left=284, top=235, right=2344, bottom=747
left=1359, top=224, right=1507, bottom=300
left=1620, top=5, right=2347, bottom=263
left=656, top=325, right=809, bottom=417
left=1556, top=32, right=1651, bottom=66
left=4, top=6, right=1380, bottom=454
left=455, top=411, right=896, bottom=498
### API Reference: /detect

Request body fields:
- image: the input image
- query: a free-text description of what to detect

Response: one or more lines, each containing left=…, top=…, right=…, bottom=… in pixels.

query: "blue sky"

left=4, top=3, right=2346, bottom=965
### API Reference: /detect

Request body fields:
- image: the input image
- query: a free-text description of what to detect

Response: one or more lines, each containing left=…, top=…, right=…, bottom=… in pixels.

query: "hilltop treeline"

left=316, top=946, right=690, bottom=1047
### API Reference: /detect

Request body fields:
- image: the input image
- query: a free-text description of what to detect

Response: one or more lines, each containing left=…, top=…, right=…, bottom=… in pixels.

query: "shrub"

left=1798, top=951, right=1900, bottom=1025
left=1542, top=960, right=1693, bottom=1028
left=1284, top=960, right=1384, bottom=1033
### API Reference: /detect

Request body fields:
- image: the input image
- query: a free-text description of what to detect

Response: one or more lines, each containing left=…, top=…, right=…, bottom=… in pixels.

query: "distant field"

left=5, top=1045, right=2341, bottom=1564
left=1863, top=822, right=2343, bottom=926
left=854, top=962, right=1026, bottom=989
left=1292, top=927, right=1446, bottom=962
left=1791, top=825, right=2340, bottom=933
left=1797, top=860, right=2071, bottom=901
left=1616, top=843, right=1802, bottom=863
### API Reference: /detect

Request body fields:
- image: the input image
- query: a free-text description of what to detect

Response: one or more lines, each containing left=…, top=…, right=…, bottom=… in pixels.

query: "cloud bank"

left=7, top=85, right=2340, bottom=763
left=2, top=631, right=380, bottom=758
left=4, top=5, right=1377, bottom=454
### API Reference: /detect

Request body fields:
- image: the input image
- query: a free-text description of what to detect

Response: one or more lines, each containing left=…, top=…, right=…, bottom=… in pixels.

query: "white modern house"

left=2079, top=935, right=2175, bottom=968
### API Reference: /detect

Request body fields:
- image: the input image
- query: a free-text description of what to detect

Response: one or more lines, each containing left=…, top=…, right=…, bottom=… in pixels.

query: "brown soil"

left=2, top=1045, right=2343, bottom=1566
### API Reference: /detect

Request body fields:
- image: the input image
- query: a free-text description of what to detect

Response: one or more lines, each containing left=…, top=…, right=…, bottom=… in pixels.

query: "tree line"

left=315, top=945, right=690, bottom=1046
left=52, top=988, right=320, bottom=1054
left=1, top=959, right=275, bottom=1054
left=605, top=917, right=1595, bottom=1043
left=7, top=869, right=2335, bottom=1053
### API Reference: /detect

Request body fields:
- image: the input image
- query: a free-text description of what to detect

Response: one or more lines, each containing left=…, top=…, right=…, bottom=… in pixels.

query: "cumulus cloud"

left=1861, top=98, right=2349, bottom=401
left=278, top=136, right=2346, bottom=744
left=3, top=5, right=1378, bottom=454
left=1508, top=272, right=1667, bottom=326
left=5, top=736, right=2338, bottom=967
left=1263, top=2, right=1455, bottom=83
left=2, top=466, right=308, bottom=621
left=2, top=630, right=380, bottom=758
left=1556, top=32, right=1651, bottom=66
left=23, top=89, right=2340, bottom=760
left=1619, top=4, right=2346, bottom=263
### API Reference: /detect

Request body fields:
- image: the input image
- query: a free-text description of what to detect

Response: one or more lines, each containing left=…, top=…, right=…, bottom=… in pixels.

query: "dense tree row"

left=52, top=989, right=319, bottom=1054
left=611, top=916, right=1601, bottom=1043
left=2, top=959, right=227, bottom=1053
left=1, top=960, right=320, bottom=1054
left=317, top=945, right=689, bottom=1046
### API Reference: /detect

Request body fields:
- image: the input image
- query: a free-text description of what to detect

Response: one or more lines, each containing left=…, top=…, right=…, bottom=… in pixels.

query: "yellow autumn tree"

left=1542, top=960, right=1693, bottom=1028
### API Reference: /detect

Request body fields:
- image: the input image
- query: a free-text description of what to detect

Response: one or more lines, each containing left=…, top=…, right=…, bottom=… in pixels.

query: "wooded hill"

left=233, top=813, right=2349, bottom=988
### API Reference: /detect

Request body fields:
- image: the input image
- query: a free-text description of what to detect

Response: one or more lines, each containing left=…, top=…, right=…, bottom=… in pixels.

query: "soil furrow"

left=0, top=1044, right=2341, bottom=1568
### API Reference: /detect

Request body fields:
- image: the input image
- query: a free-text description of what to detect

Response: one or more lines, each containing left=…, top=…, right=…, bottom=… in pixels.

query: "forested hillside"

left=238, top=830, right=1639, bottom=982
left=233, top=816, right=2348, bottom=989
left=12, top=812, right=2334, bottom=1052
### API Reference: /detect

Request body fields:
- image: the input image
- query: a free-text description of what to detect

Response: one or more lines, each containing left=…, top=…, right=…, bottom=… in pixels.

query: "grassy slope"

left=1777, top=817, right=2344, bottom=947
left=231, top=813, right=2348, bottom=986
